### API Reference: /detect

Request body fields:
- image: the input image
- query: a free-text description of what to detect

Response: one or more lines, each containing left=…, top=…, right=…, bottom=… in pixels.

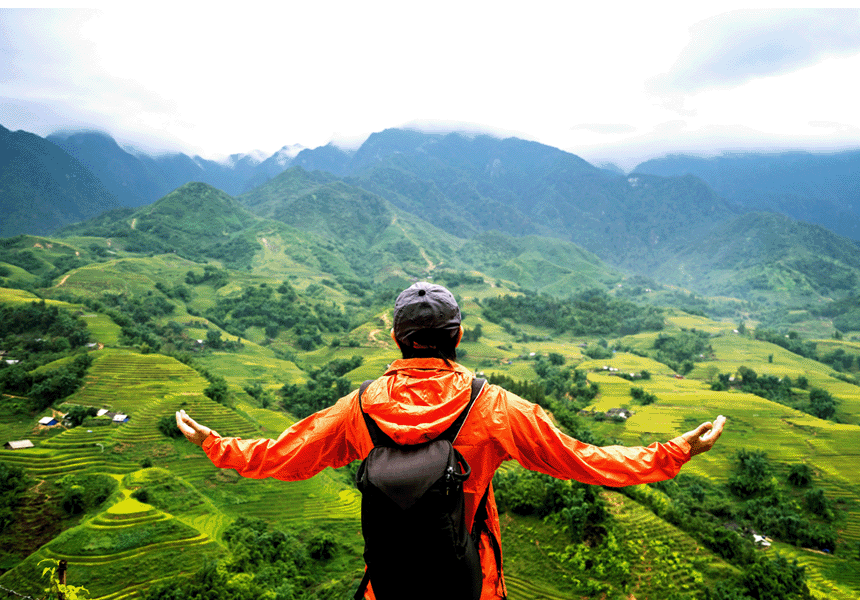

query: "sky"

left=2, top=3, right=860, bottom=170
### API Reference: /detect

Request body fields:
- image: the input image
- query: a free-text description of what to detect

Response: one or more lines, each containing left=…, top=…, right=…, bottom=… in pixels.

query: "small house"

left=112, top=414, right=129, bottom=424
left=97, top=409, right=110, bottom=417
left=5, top=440, right=34, bottom=450
left=606, top=408, right=630, bottom=420
left=38, top=416, right=58, bottom=426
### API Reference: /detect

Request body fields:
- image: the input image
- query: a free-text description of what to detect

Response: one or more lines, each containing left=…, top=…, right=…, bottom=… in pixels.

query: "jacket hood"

left=360, top=358, right=476, bottom=445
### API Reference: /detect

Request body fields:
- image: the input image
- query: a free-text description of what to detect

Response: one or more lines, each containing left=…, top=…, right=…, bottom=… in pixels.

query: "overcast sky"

left=2, top=4, right=860, bottom=170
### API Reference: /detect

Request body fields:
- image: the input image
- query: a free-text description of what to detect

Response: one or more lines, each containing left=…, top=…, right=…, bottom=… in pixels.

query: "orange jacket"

left=202, top=358, right=692, bottom=599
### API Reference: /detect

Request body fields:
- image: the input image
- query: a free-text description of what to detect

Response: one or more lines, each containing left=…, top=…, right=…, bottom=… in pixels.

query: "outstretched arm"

left=502, top=389, right=728, bottom=486
left=174, top=396, right=365, bottom=481
left=681, top=415, right=726, bottom=456
left=175, top=409, right=218, bottom=447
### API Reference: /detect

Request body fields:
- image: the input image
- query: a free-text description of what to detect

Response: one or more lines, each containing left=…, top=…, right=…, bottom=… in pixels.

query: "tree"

left=65, top=406, right=98, bottom=427
left=62, top=485, right=86, bottom=514
left=204, top=377, right=229, bottom=405
left=787, top=464, right=813, bottom=487
left=807, top=388, right=836, bottom=420
left=0, top=462, right=29, bottom=533
left=740, top=555, right=810, bottom=600
left=30, top=369, right=81, bottom=411
left=729, top=449, right=774, bottom=498
left=157, top=414, right=183, bottom=438
left=206, top=328, right=223, bottom=350
left=804, top=488, right=830, bottom=518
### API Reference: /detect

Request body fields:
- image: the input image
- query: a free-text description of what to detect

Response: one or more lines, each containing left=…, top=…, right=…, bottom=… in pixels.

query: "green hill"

left=651, top=212, right=860, bottom=304
left=0, top=125, right=121, bottom=238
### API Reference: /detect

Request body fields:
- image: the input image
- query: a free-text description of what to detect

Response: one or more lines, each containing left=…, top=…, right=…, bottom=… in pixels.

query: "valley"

left=1, top=126, right=859, bottom=600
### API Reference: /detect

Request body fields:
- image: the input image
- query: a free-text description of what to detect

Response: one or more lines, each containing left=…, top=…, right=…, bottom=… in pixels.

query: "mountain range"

left=3, top=123, right=860, bottom=306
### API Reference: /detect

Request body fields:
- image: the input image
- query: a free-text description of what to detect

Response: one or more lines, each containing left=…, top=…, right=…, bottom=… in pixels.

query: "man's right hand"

left=175, top=409, right=217, bottom=447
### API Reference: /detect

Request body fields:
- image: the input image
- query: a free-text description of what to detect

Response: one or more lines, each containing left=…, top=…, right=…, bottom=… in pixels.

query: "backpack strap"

left=472, top=486, right=506, bottom=599
left=440, top=377, right=486, bottom=443
left=357, top=379, right=394, bottom=447
left=358, top=378, right=486, bottom=447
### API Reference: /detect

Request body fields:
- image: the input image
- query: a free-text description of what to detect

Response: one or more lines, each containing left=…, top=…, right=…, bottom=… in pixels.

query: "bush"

left=740, top=555, right=811, bottom=600
left=62, top=485, right=86, bottom=514
left=157, top=414, right=183, bottom=438
left=307, top=531, right=337, bottom=560
left=65, top=405, right=98, bottom=427
left=58, top=473, right=117, bottom=514
left=787, top=464, right=813, bottom=487
left=204, top=377, right=230, bottom=405
left=729, top=449, right=774, bottom=499
left=0, top=462, right=30, bottom=532
left=807, top=388, right=836, bottom=420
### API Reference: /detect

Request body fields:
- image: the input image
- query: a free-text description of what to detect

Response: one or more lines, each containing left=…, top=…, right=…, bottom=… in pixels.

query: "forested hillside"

left=634, top=151, right=860, bottom=241
left=0, top=126, right=121, bottom=237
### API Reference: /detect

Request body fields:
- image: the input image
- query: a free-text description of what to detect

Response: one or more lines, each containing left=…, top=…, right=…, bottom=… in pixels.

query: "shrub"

left=787, top=464, right=813, bottom=487
left=157, top=414, right=183, bottom=438
left=729, top=449, right=774, bottom=499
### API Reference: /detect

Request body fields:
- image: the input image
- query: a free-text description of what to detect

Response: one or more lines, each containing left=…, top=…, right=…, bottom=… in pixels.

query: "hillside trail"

left=390, top=214, right=435, bottom=272
left=368, top=313, right=392, bottom=347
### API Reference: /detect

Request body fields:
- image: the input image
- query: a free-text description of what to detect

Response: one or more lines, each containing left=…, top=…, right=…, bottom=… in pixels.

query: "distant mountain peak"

left=272, top=144, right=307, bottom=167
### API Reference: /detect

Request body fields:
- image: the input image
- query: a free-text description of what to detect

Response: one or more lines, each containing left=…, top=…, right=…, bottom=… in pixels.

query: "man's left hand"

left=682, top=415, right=726, bottom=456
left=175, top=409, right=217, bottom=447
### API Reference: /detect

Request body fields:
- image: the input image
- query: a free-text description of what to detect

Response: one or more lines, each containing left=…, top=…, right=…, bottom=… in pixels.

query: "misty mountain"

left=47, top=131, right=259, bottom=205
left=293, top=129, right=738, bottom=268
left=7, top=122, right=860, bottom=304
left=0, top=125, right=121, bottom=238
left=633, top=151, right=860, bottom=241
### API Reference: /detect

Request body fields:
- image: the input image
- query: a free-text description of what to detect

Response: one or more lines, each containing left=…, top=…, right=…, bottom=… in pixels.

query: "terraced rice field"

left=1, top=490, right=221, bottom=600
left=0, top=348, right=367, bottom=599
left=606, top=490, right=736, bottom=592
left=769, top=541, right=860, bottom=600
left=504, top=574, right=571, bottom=600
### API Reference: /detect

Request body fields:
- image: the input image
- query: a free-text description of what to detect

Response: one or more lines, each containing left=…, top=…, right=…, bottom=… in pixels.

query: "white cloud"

left=649, top=8, right=860, bottom=95
left=1, top=3, right=859, bottom=167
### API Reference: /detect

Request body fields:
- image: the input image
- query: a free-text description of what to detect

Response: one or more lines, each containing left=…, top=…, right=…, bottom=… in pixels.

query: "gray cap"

left=393, top=282, right=461, bottom=343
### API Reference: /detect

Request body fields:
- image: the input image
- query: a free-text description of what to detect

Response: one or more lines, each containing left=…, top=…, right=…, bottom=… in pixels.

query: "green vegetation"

left=710, top=366, right=839, bottom=421
left=483, top=288, right=665, bottom=336
left=0, top=462, right=29, bottom=533
left=279, top=357, right=363, bottom=419
left=651, top=330, right=713, bottom=375
left=2, top=179, right=860, bottom=599
left=0, top=301, right=94, bottom=411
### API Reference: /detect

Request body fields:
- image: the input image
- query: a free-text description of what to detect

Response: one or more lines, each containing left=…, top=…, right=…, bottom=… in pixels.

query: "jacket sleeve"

left=201, top=391, right=367, bottom=481
left=499, top=391, right=691, bottom=486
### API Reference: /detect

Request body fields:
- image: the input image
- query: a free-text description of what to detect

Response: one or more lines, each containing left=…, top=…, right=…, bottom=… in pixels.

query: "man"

left=177, top=281, right=726, bottom=599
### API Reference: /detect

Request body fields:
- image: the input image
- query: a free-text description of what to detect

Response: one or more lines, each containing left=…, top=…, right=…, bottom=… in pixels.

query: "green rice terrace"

left=2, top=269, right=860, bottom=600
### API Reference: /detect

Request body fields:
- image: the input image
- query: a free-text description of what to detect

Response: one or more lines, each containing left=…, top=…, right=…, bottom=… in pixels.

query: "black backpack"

left=354, top=378, right=487, bottom=600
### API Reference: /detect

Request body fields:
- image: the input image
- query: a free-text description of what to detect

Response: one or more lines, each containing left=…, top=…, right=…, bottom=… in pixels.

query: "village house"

left=4, top=440, right=34, bottom=450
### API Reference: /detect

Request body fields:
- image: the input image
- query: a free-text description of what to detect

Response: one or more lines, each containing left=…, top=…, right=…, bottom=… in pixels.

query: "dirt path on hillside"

left=368, top=313, right=392, bottom=346
left=390, top=215, right=435, bottom=272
